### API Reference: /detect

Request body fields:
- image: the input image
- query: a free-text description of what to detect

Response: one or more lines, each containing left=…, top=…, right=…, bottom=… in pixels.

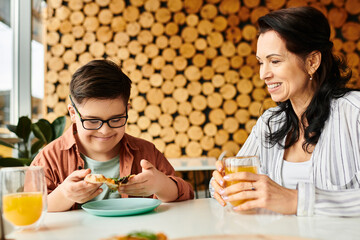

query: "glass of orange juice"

left=1, top=166, right=47, bottom=231
left=222, top=156, right=260, bottom=210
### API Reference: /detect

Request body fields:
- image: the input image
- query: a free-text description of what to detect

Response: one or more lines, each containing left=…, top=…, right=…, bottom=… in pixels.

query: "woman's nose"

left=259, top=64, right=272, bottom=81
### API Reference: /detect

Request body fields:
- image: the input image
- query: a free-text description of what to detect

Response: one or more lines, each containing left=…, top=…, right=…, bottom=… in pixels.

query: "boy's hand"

left=59, top=169, right=103, bottom=204
left=118, top=159, right=178, bottom=201
left=118, top=160, right=163, bottom=196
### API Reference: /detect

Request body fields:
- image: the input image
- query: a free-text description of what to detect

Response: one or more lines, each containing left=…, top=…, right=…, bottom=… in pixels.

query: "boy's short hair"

left=70, top=59, right=132, bottom=104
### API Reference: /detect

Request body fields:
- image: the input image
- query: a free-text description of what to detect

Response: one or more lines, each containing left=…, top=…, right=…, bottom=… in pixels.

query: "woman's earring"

left=309, top=76, right=313, bottom=81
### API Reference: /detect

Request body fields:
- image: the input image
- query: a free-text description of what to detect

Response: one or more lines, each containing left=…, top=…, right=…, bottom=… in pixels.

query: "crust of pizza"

left=84, top=174, right=107, bottom=184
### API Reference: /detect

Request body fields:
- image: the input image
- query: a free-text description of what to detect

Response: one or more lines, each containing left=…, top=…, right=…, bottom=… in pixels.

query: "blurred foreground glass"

left=223, top=156, right=260, bottom=207
left=1, top=166, right=47, bottom=231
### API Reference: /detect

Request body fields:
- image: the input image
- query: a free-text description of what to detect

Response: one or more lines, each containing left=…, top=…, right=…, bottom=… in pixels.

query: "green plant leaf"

left=31, top=123, right=46, bottom=143
left=52, top=116, right=66, bottom=140
left=18, top=157, right=32, bottom=166
left=31, top=139, right=45, bottom=155
left=0, top=139, right=15, bottom=149
left=32, top=119, right=52, bottom=143
left=6, top=124, right=17, bottom=134
left=16, top=116, right=32, bottom=142
left=17, top=148, right=30, bottom=159
left=0, top=158, right=25, bottom=167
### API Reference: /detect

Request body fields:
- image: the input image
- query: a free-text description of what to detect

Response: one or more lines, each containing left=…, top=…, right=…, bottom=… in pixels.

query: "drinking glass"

left=222, top=156, right=260, bottom=208
left=1, top=166, right=47, bottom=231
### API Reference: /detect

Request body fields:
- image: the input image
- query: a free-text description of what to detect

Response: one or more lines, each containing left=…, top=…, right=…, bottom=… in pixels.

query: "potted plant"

left=0, top=116, right=66, bottom=167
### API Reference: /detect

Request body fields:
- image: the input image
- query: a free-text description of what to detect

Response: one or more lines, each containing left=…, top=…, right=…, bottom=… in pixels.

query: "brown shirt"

left=31, top=124, right=194, bottom=209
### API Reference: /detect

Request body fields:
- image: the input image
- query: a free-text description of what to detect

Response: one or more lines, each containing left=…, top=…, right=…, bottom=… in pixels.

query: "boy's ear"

left=68, top=104, right=77, bottom=122
left=306, top=50, right=321, bottom=75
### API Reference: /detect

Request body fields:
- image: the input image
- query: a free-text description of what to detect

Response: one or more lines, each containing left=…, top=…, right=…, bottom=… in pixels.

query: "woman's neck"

left=290, top=93, right=314, bottom=120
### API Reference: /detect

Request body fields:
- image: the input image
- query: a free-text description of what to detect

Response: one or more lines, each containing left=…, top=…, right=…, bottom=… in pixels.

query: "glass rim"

left=0, top=166, right=44, bottom=172
left=222, top=155, right=260, bottom=167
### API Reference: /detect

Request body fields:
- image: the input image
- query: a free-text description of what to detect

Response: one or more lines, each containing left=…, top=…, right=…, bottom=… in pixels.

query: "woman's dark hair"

left=70, top=59, right=132, bottom=105
left=257, top=6, right=352, bottom=152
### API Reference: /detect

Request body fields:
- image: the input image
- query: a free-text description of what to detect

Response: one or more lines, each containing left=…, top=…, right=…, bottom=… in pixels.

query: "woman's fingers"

left=215, top=160, right=224, bottom=172
left=211, top=177, right=224, bottom=195
left=214, top=173, right=298, bottom=215
left=224, top=189, right=257, bottom=204
left=213, top=192, right=226, bottom=206
left=222, top=181, right=255, bottom=196
left=212, top=170, right=225, bottom=187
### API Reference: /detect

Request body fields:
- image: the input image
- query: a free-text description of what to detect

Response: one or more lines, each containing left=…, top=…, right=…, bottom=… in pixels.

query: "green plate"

left=81, top=198, right=161, bottom=217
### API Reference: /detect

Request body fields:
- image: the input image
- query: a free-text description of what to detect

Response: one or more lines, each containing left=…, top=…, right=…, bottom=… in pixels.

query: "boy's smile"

left=69, top=97, right=128, bottom=161
left=92, top=134, right=116, bottom=142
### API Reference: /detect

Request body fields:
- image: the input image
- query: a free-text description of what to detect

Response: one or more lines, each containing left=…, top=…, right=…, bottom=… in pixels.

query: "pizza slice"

left=84, top=174, right=134, bottom=191
left=100, top=231, right=167, bottom=240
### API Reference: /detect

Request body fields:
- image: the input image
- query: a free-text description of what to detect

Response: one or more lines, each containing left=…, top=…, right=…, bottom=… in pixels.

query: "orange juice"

left=3, top=192, right=43, bottom=226
left=225, top=165, right=257, bottom=206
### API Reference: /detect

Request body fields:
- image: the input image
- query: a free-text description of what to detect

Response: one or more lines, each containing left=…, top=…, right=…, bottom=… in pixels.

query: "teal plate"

left=82, top=198, right=161, bottom=217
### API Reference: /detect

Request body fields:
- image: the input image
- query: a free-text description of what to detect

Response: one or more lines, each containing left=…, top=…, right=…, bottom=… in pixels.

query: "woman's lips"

left=267, top=82, right=282, bottom=93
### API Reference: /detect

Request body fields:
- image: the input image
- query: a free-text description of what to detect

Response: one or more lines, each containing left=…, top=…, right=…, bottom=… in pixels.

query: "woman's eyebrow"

left=266, top=53, right=282, bottom=58
left=256, top=53, right=282, bottom=60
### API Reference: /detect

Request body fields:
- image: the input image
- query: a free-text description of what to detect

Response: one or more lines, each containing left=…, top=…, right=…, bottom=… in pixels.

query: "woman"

left=211, top=6, right=360, bottom=216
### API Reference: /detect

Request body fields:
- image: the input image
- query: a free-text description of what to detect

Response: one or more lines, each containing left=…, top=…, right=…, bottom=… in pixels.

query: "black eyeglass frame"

left=69, top=95, right=128, bottom=130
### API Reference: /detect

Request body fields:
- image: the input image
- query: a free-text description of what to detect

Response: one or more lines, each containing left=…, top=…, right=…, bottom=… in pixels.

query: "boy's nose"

left=97, top=122, right=113, bottom=133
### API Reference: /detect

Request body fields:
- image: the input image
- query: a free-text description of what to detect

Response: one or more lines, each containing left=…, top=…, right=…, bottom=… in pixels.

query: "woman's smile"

left=267, top=82, right=282, bottom=93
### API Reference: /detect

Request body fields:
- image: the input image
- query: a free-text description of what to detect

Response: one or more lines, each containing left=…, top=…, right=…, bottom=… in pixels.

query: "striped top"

left=211, top=91, right=360, bottom=217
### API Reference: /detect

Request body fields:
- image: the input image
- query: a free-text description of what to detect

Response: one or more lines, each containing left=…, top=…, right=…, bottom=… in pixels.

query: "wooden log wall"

left=44, top=0, right=360, bottom=161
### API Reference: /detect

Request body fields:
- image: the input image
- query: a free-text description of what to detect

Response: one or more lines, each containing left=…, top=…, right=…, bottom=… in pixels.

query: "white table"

left=5, top=198, right=360, bottom=240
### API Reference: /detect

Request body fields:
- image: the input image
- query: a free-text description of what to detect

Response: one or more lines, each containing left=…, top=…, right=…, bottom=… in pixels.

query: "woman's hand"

left=211, top=160, right=227, bottom=206
left=221, top=172, right=298, bottom=215
left=118, top=159, right=178, bottom=202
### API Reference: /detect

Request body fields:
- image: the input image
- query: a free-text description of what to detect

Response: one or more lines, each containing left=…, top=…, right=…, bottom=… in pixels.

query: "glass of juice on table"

left=222, top=156, right=260, bottom=213
left=1, top=166, right=47, bottom=231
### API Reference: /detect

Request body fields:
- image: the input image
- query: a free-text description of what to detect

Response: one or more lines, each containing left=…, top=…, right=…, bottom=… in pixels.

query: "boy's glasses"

left=69, top=95, right=128, bottom=130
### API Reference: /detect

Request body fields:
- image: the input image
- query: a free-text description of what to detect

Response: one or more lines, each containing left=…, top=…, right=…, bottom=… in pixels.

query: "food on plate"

left=84, top=174, right=135, bottom=191
left=100, top=231, right=167, bottom=240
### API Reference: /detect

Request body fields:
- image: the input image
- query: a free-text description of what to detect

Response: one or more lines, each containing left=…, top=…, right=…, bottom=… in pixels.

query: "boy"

left=32, top=60, right=194, bottom=211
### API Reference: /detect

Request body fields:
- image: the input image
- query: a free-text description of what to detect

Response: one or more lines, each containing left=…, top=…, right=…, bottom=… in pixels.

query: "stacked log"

left=44, top=0, right=360, bottom=161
